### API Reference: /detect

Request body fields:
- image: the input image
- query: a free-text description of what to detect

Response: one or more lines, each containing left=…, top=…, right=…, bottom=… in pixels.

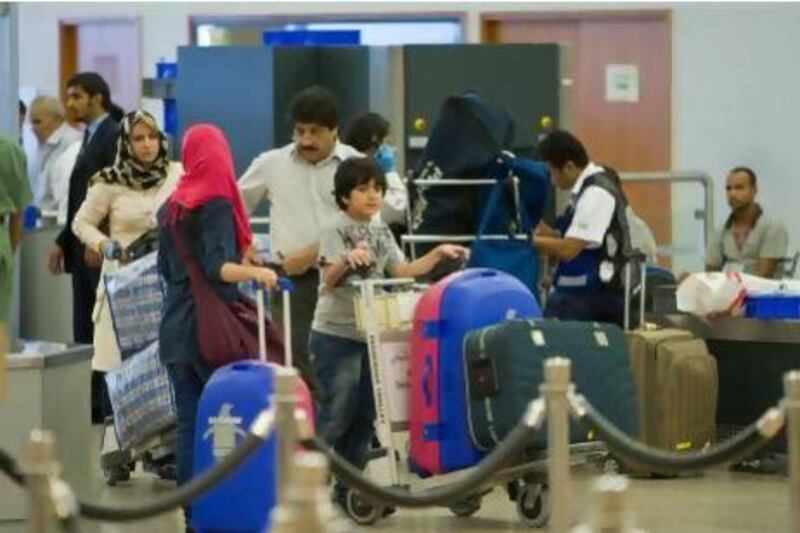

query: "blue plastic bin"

left=156, top=61, right=178, bottom=79
left=744, top=295, right=800, bottom=320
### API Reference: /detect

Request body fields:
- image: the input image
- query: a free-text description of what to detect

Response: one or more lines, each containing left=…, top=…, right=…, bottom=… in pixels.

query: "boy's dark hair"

left=343, top=112, right=390, bottom=153
left=289, top=86, right=339, bottom=130
left=730, top=166, right=757, bottom=187
left=67, top=72, right=111, bottom=109
left=537, top=129, right=589, bottom=169
left=334, top=157, right=387, bottom=210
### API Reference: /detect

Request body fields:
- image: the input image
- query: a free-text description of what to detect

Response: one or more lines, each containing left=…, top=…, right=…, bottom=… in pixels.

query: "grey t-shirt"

left=705, top=211, right=788, bottom=279
left=312, top=213, right=406, bottom=341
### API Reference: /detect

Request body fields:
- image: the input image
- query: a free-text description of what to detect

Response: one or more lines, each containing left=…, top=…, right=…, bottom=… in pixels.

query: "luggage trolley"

left=349, top=278, right=607, bottom=527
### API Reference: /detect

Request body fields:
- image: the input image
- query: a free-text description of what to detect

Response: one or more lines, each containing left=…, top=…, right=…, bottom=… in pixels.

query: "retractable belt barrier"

left=0, top=362, right=797, bottom=533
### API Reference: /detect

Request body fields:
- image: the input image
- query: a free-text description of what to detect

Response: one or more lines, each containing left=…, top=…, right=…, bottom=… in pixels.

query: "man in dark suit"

left=46, top=72, right=120, bottom=422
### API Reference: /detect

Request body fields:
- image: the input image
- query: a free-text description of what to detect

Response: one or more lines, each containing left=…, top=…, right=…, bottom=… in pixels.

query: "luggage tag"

left=468, top=357, right=499, bottom=400
left=468, top=330, right=500, bottom=399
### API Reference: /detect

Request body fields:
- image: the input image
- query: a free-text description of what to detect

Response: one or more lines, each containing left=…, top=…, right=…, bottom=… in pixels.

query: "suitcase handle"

left=251, top=277, right=294, bottom=365
left=624, top=253, right=647, bottom=331
left=422, top=355, right=434, bottom=408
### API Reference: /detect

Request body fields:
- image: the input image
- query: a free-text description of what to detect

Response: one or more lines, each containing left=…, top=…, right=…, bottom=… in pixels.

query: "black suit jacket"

left=56, top=115, right=120, bottom=273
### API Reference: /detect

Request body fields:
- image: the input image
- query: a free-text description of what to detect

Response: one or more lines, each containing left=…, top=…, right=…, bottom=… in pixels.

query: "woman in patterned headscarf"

left=72, top=110, right=182, bottom=378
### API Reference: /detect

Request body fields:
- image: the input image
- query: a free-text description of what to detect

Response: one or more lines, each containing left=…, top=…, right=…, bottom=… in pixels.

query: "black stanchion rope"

left=572, top=394, right=782, bottom=475
left=0, top=394, right=786, bottom=520
left=0, top=426, right=266, bottom=522
left=301, top=420, right=540, bottom=508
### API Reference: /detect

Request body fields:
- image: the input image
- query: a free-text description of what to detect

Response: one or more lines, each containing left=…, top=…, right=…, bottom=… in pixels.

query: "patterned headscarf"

left=90, top=110, right=170, bottom=190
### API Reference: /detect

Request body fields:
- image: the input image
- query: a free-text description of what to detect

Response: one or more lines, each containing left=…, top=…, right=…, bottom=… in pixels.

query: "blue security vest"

left=553, top=172, right=635, bottom=293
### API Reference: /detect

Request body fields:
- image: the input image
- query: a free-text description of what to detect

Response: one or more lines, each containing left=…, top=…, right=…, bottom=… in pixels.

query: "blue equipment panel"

left=263, top=30, right=361, bottom=46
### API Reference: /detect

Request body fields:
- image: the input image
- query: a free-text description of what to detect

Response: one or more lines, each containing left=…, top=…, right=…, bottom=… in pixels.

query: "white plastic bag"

left=676, top=272, right=747, bottom=315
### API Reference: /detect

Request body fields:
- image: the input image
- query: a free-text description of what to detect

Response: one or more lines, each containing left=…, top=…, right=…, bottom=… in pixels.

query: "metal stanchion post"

left=271, top=452, right=331, bottom=533
left=273, top=366, right=299, bottom=504
left=785, top=371, right=800, bottom=533
left=543, top=357, right=573, bottom=533
left=23, top=429, right=57, bottom=533
left=572, top=475, right=645, bottom=533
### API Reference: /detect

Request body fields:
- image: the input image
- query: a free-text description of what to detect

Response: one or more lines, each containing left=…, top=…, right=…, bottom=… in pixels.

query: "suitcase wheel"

left=345, top=489, right=384, bottom=526
left=103, top=463, right=131, bottom=486
left=516, top=483, right=550, bottom=528
left=448, top=494, right=482, bottom=517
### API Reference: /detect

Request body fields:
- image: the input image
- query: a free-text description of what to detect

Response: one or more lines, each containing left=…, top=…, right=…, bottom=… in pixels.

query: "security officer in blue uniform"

left=532, top=130, right=636, bottom=326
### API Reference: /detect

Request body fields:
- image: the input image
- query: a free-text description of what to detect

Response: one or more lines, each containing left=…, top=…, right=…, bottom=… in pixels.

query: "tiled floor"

left=0, top=460, right=790, bottom=532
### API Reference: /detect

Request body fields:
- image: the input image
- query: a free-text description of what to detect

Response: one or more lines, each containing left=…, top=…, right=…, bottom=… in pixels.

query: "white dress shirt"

left=45, top=142, right=81, bottom=225
left=238, top=141, right=361, bottom=258
left=33, top=122, right=82, bottom=212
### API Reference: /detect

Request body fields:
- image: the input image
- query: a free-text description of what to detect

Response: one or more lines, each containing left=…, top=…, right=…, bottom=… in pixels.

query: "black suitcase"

left=463, top=319, right=639, bottom=450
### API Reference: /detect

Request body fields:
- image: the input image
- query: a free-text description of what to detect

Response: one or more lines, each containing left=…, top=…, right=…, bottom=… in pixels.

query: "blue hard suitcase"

left=410, top=268, right=541, bottom=475
left=191, top=361, right=278, bottom=532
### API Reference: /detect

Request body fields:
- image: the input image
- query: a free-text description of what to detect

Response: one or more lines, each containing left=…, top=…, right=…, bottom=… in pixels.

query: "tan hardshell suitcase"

left=623, top=261, right=719, bottom=462
left=626, top=328, right=718, bottom=452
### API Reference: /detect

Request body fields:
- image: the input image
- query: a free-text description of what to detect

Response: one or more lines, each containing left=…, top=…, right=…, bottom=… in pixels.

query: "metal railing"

left=620, top=170, right=715, bottom=258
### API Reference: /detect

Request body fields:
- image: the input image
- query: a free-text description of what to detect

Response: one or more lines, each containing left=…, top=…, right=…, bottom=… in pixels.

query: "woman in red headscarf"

left=156, top=124, right=278, bottom=517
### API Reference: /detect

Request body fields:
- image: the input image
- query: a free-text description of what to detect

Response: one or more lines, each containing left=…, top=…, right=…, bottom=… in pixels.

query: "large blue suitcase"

left=410, top=268, right=542, bottom=475
left=192, top=361, right=277, bottom=532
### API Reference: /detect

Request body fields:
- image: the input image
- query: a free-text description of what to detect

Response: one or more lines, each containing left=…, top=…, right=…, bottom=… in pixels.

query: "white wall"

left=17, top=2, right=658, bottom=95
left=672, top=3, right=800, bottom=255
left=18, top=1, right=800, bottom=256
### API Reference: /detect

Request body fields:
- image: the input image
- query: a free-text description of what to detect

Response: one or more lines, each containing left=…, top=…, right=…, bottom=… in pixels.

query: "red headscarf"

left=169, top=124, right=252, bottom=254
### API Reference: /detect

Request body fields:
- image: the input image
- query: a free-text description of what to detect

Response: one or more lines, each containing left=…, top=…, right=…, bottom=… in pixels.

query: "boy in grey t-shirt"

left=309, top=157, right=467, bottom=509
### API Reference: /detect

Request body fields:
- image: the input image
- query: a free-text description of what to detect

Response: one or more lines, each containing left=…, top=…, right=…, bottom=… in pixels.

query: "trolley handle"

left=350, top=278, right=417, bottom=290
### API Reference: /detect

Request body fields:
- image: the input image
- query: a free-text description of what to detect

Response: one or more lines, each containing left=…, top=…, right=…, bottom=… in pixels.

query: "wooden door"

left=484, top=11, right=672, bottom=266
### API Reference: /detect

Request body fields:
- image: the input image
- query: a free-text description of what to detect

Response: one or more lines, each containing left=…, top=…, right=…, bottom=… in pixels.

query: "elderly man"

left=28, top=95, right=82, bottom=216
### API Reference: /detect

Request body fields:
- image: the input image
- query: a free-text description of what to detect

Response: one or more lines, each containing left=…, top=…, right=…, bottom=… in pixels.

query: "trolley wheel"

left=156, top=463, right=176, bottom=481
left=448, top=494, right=482, bottom=517
left=345, top=489, right=383, bottom=526
left=603, top=457, right=621, bottom=474
left=516, top=483, right=550, bottom=528
left=103, top=464, right=131, bottom=486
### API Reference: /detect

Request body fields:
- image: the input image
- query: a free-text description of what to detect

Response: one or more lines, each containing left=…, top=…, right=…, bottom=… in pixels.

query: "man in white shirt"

left=28, top=95, right=82, bottom=217
left=533, top=130, right=635, bottom=326
left=239, top=86, right=360, bottom=401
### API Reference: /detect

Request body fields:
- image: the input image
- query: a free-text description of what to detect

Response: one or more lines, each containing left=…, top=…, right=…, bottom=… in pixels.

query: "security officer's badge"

left=203, top=403, right=247, bottom=462
left=599, top=260, right=615, bottom=283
